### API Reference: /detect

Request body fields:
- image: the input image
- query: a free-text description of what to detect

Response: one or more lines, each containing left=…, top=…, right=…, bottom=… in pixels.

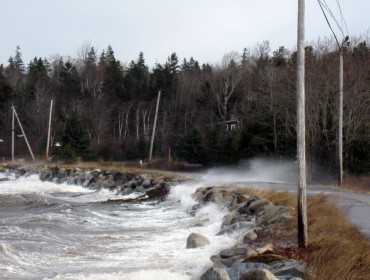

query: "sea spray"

left=0, top=174, right=237, bottom=279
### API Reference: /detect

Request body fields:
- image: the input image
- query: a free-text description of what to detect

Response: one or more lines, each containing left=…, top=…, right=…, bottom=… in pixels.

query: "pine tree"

left=61, top=112, right=90, bottom=159
left=124, top=52, right=150, bottom=100
left=0, top=66, right=12, bottom=113
left=176, top=127, right=207, bottom=164
left=12, top=46, right=25, bottom=72
left=87, top=47, right=97, bottom=64
left=101, top=45, right=124, bottom=99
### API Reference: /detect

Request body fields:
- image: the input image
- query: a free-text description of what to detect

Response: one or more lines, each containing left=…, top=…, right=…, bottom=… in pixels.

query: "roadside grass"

left=304, top=194, right=370, bottom=279
left=56, top=161, right=178, bottom=180
left=342, top=175, right=370, bottom=195
left=234, top=187, right=370, bottom=279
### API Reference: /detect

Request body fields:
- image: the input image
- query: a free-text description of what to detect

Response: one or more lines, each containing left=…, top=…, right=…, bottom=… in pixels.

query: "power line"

left=336, top=0, right=350, bottom=37
left=320, top=0, right=345, bottom=38
left=317, top=0, right=341, bottom=49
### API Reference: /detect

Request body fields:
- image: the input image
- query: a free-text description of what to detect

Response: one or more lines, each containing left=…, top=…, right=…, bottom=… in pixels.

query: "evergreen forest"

left=0, top=38, right=369, bottom=176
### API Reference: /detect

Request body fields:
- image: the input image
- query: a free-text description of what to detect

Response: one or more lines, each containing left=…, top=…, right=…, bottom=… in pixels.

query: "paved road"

left=174, top=170, right=370, bottom=239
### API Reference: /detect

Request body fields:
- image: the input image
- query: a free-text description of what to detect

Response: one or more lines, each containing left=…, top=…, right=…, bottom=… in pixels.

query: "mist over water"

left=201, top=157, right=298, bottom=186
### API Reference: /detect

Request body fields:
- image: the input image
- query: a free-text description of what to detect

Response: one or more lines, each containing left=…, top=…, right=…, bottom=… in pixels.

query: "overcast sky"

left=1, top=0, right=369, bottom=68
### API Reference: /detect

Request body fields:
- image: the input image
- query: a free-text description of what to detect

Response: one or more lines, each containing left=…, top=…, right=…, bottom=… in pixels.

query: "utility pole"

left=297, top=0, right=308, bottom=248
left=45, top=99, right=53, bottom=165
left=338, top=37, right=349, bottom=186
left=11, top=105, right=15, bottom=163
left=338, top=49, right=343, bottom=186
left=13, top=107, right=35, bottom=161
left=149, top=90, right=161, bottom=164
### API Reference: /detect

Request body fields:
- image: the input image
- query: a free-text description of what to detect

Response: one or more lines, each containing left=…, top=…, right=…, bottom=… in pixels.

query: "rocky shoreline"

left=1, top=165, right=305, bottom=279
left=1, top=165, right=174, bottom=202
left=186, top=186, right=306, bottom=280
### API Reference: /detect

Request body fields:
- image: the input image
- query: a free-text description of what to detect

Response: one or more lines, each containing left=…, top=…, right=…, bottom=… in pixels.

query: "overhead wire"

left=336, top=0, right=350, bottom=38
left=320, top=0, right=345, bottom=38
left=317, top=0, right=341, bottom=49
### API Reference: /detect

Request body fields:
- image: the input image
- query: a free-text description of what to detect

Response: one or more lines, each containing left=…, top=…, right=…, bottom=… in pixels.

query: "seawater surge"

left=0, top=173, right=236, bottom=280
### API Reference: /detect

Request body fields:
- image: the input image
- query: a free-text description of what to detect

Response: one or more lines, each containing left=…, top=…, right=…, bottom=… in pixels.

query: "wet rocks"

left=240, top=268, right=278, bottom=280
left=186, top=232, right=210, bottom=248
left=200, top=266, right=231, bottom=280
left=194, top=187, right=248, bottom=209
left=193, top=186, right=302, bottom=280
left=3, top=165, right=174, bottom=202
left=242, top=231, right=258, bottom=243
left=255, top=205, right=294, bottom=233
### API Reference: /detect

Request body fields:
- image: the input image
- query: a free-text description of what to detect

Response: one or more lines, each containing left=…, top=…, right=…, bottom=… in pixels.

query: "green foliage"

left=95, top=142, right=114, bottom=161
left=0, top=40, right=369, bottom=175
left=60, top=144, right=77, bottom=164
left=8, top=46, right=25, bottom=72
left=37, top=133, right=47, bottom=156
left=153, top=133, right=164, bottom=158
left=346, top=137, right=370, bottom=174
left=0, top=67, right=12, bottom=112
left=101, top=45, right=124, bottom=99
left=238, top=119, right=273, bottom=158
left=176, top=127, right=207, bottom=164
left=136, top=135, right=149, bottom=160
left=124, top=52, right=150, bottom=100
left=61, top=112, right=90, bottom=159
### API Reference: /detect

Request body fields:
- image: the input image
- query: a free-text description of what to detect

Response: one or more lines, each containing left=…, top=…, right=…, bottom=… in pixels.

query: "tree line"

left=0, top=37, right=369, bottom=176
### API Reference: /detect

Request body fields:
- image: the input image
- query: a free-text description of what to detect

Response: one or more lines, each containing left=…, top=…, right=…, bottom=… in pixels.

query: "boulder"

left=243, top=231, right=258, bottom=243
left=227, top=262, right=270, bottom=280
left=217, top=221, right=254, bottom=235
left=245, top=254, right=289, bottom=264
left=221, top=211, right=239, bottom=229
left=248, top=199, right=272, bottom=213
left=146, top=185, right=169, bottom=199
left=240, top=269, right=278, bottom=280
left=270, top=260, right=305, bottom=279
left=186, top=232, right=210, bottom=248
left=219, top=247, right=250, bottom=258
left=40, top=169, right=52, bottom=181
left=256, top=205, right=294, bottom=232
left=142, top=179, right=151, bottom=188
left=193, top=187, right=208, bottom=202
left=200, top=266, right=230, bottom=280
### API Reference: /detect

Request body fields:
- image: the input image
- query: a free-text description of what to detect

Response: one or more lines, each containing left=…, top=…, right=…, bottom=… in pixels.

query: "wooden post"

left=13, top=108, right=35, bottom=161
left=338, top=51, right=343, bottom=186
left=297, top=0, right=308, bottom=248
left=149, top=90, right=161, bottom=163
left=45, top=99, right=53, bottom=165
left=11, top=105, right=15, bottom=163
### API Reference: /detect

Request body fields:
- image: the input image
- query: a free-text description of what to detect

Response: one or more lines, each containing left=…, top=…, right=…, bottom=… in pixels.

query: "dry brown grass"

left=233, top=187, right=370, bottom=279
left=55, top=161, right=178, bottom=180
left=304, top=195, right=370, bottom=279
left=341, top=176, right=370, bottom=195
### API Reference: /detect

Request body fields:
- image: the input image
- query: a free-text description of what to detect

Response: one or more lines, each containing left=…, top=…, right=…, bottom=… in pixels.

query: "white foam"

left=0, top=175, right=93, bottom=195
left=167, top=182, right=203, bottom=211
left=47, top=270, right=190, bottom=280
left=1, top=175, right=239, bottom=279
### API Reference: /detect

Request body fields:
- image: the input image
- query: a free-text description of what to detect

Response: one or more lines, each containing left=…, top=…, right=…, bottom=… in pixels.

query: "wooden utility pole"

left=13, top=108, right=35, bottom=161
left=338, top=50, right=343, bottom=186
left=149, top=90, right=161, bottom=163
left=45, top=99, right=53, bottom=165
left=11, top=105, right=15, bottom=163
left=297, top=0, right=308, bottom=248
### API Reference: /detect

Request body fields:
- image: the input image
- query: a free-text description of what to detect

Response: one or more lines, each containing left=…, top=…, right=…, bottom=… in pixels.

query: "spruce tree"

left=13, top=46, right=25, bottom=72
left=61, top=112, right=90, bottom=159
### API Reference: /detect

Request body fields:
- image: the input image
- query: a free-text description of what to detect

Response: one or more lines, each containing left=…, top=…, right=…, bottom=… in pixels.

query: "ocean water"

left=0, top=174, right=239, bottom=280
